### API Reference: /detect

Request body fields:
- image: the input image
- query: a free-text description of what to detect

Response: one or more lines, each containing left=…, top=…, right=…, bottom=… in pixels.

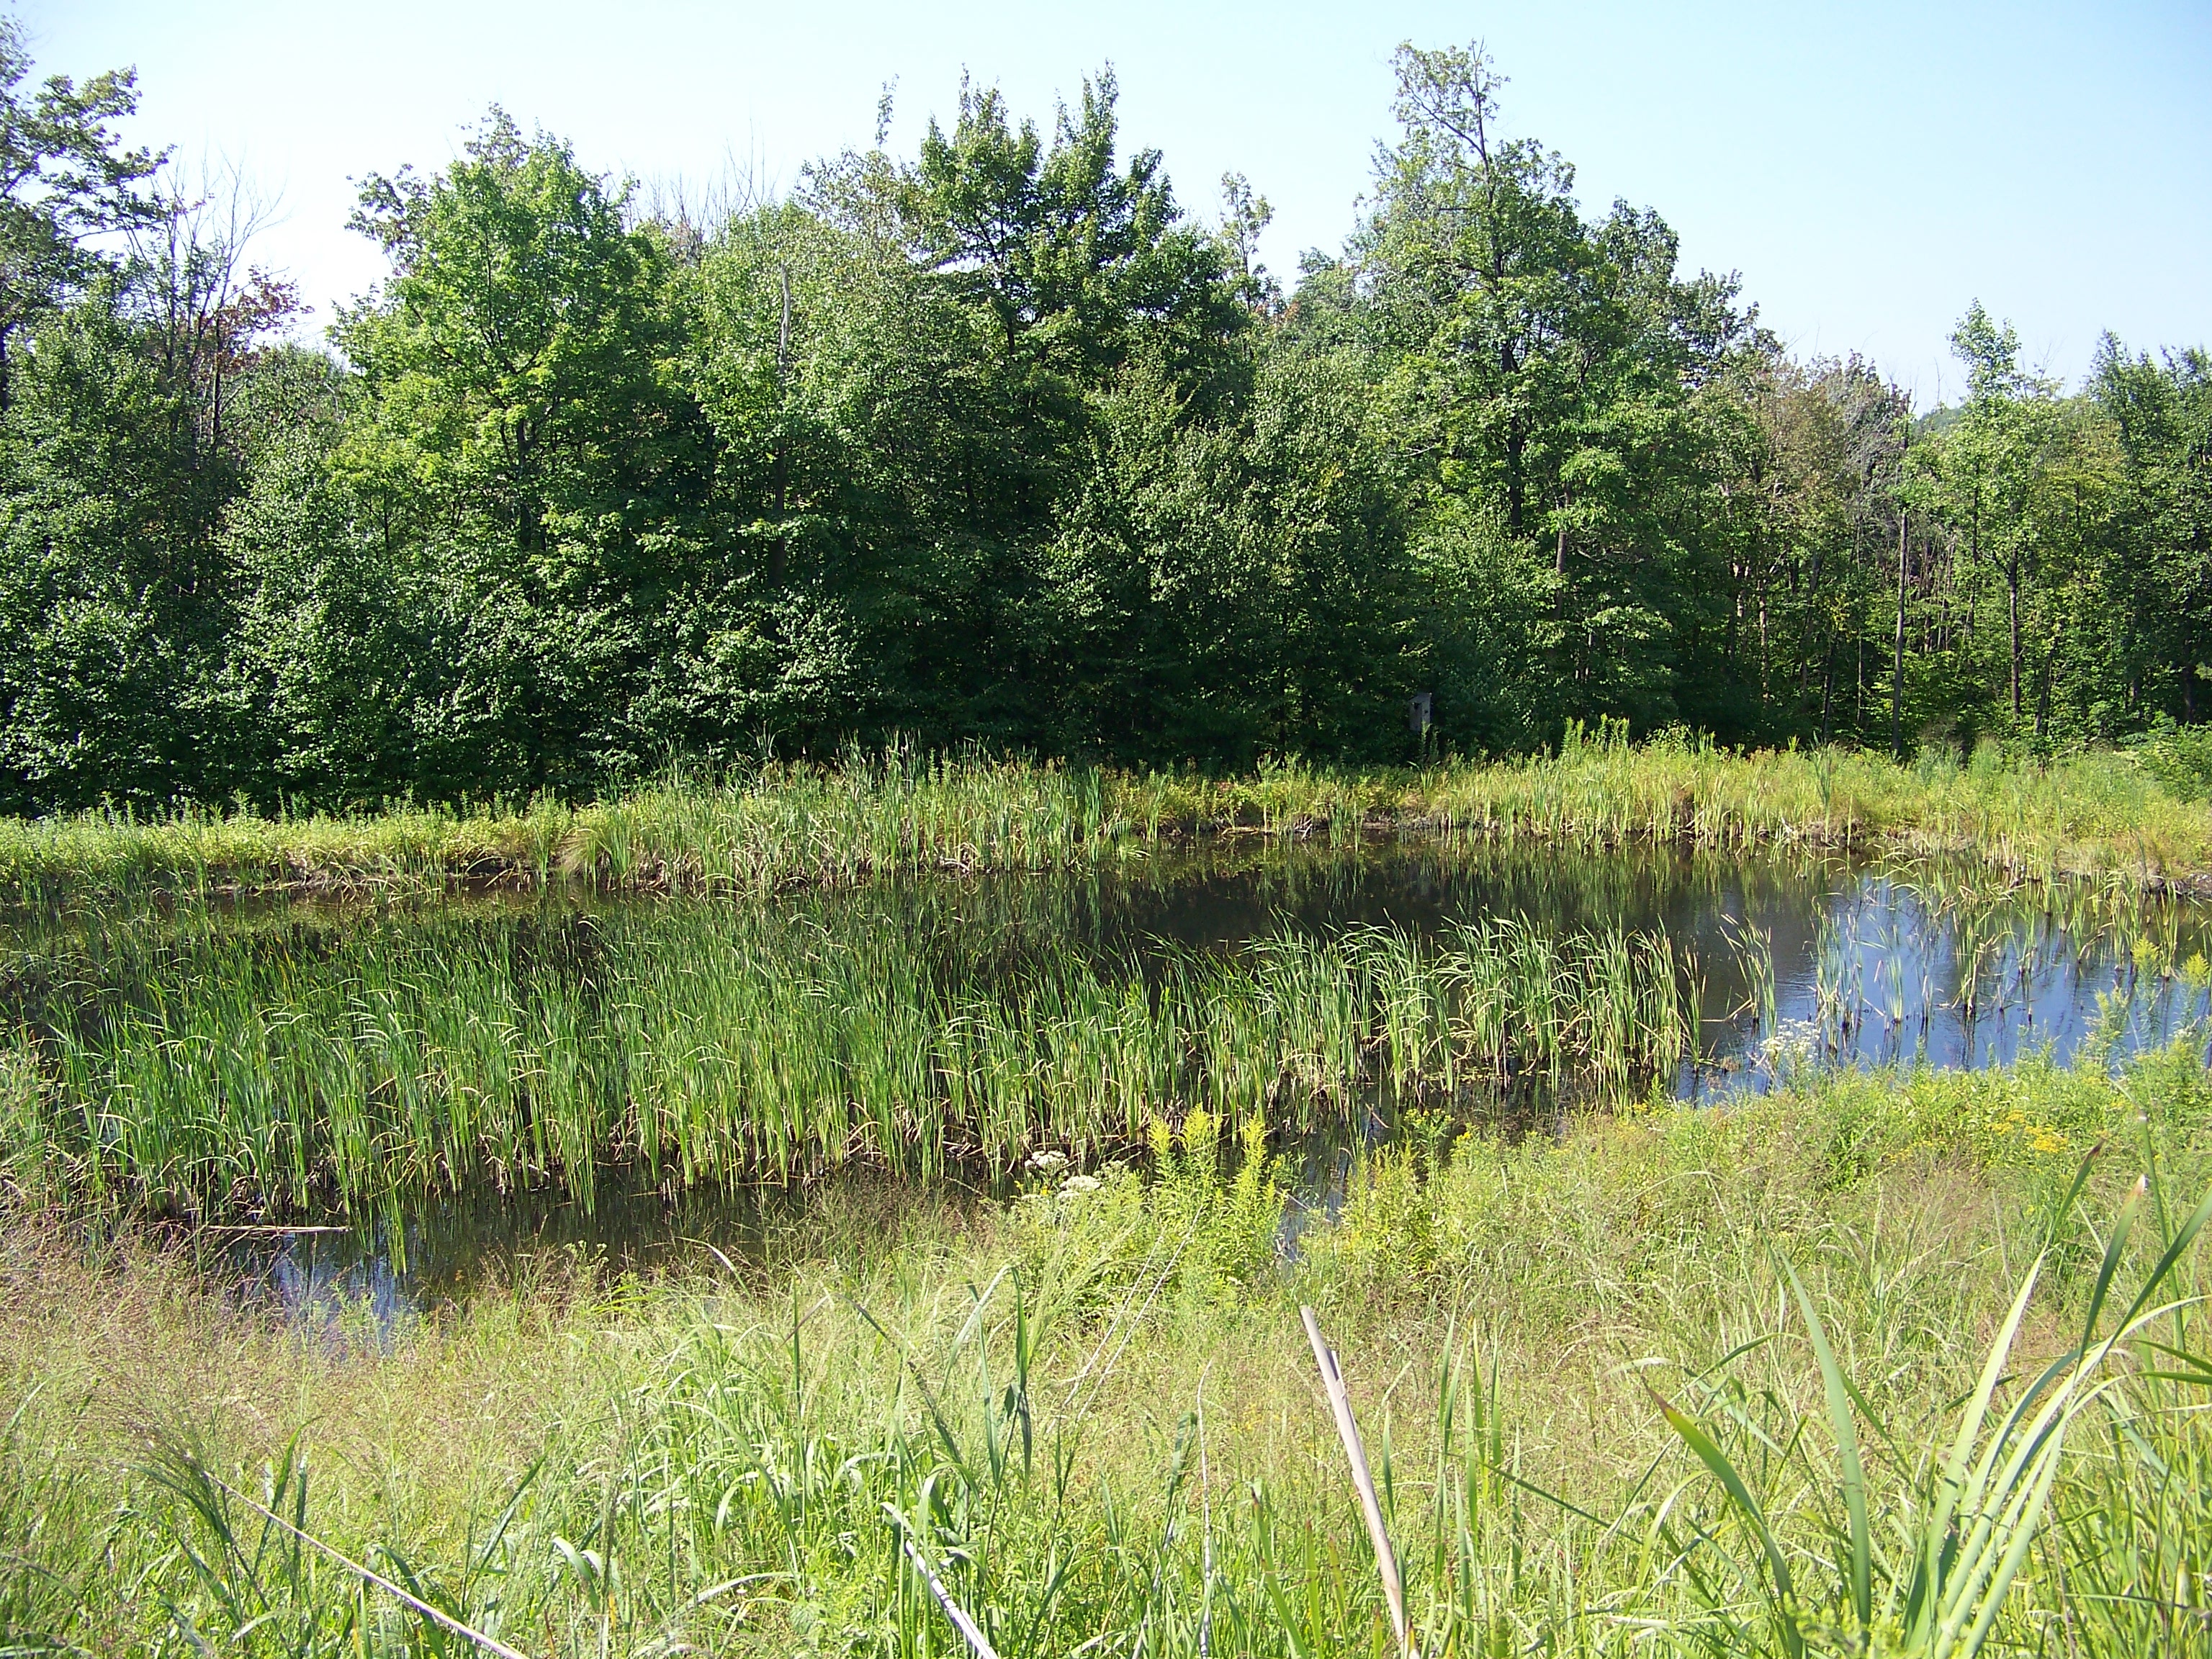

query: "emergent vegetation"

left=1, top=890, right=1691, bottom=1219
left=6, top=729, right=2211, bottom=903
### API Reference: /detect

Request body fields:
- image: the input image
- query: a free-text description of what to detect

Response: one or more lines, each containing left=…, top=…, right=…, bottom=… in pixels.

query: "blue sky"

left=22, top=0, right=2210, bottom=403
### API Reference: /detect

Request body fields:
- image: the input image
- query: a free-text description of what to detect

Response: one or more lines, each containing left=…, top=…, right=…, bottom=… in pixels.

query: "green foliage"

left=895, top=69, right=1241, bottom=393
left=0, top=32, right=2207, bottom=816
left=0, top=14, right=164, bottom=395
left=1661, top=1166, right=2212, bottom=1658
left=0, top=891, right=1694, bottom=1219
left=2144, top=716, right=2212, bottom=801
left=323, top=111, right=700, bottom=797
left=0, top=294, right=235, bottom=810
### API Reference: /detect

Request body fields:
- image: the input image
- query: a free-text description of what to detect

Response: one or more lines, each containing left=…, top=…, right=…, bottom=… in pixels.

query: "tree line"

left=1, top=27, right=2205, bottom=814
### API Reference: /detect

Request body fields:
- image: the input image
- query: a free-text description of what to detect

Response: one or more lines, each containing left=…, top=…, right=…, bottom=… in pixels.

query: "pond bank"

left=6, top=732, right=2210, bottom=903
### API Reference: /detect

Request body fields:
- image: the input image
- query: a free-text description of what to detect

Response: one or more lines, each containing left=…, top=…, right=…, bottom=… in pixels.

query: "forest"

left=1, top=24, right=2206, bottom=816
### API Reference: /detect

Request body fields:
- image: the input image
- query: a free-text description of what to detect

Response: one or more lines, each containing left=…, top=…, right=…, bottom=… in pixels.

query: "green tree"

left=1911, top=302, right=2113, bottom=745
left=0, top=16, right=163, bottom=409
left=2090, top=338, right=2211, bottom=724
left=1041, top=341, right=1412, bottom=763
left=331, top=111, right=702, bottom=795
left=1346, top=41, right=1765, bottom=742
left=895, top=71, right=1244, bottom=400
left=0, top=292, right=232, bottom=810
left=1737, top=355, right=1907, bottom=745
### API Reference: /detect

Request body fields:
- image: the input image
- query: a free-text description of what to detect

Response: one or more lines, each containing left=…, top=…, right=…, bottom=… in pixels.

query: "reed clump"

left=4, top=729, right=2205, bottom=902
left=1, top=1046, right=2206, bottom=1656
left=2, top=905, right=1689, bottom=1220
left=1412, top=720, right=2212, bottom=890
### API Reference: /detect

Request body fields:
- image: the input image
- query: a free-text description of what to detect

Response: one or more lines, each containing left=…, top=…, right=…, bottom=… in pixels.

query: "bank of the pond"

left=4, top=1048, right=2208, bottom=1657
left=6, top=730, right=2209, bottom=903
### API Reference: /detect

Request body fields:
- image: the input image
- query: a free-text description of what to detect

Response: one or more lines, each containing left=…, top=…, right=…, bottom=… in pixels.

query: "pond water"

left=6, top=840, right=2208, bottom=1329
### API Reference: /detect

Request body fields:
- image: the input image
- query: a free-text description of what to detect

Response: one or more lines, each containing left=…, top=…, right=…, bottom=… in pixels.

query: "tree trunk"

left=1505, top=422, right=1525, bottom=534
left=2033, top=625, right=2061, bottom=739
left=1501, top=337, right=1524, bottom=534
left=1758, top=579, right=1770, bottom=704
left=2007, top=552, right=2022, bottom=719
left=1893, top=510, right=1908, bottom=760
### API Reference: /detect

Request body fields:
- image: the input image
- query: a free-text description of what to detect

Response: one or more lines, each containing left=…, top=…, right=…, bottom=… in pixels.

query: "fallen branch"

left=1302, top=1305, right=1414, bottom=1659
left=188, top=1460, right=536, bottom=1659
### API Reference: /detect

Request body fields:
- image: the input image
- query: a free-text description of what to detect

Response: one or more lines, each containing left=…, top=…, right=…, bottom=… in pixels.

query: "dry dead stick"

left=886, top=1507, right=1002, bottom=1659
left=191, top=1462, right=538, bottom=1659
left=1301, top=1305, right=1416, bottom=1659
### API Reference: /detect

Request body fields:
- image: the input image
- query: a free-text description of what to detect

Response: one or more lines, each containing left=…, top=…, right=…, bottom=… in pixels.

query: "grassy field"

left=3, top=1046, right=2208, bottom=1658
left=4, top=727, right=2208, bottom=902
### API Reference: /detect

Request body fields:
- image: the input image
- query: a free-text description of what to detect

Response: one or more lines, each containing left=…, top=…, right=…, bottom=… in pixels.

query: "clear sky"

left=22, top=0, right=2211, bottom=403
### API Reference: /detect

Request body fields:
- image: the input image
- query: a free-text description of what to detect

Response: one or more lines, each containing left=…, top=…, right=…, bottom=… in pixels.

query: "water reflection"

left=1717, top=867, right=2210, bottom=1088
left=8, top=840, right=2206, bottom=1328
left=211, top=1174, right=978, bottom=1339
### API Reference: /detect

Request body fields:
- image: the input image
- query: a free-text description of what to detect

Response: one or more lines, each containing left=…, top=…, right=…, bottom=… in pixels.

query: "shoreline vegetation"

left=6, top=729, right=2212, bottom=905
left=2, top=1049, right=2207, bottom=1655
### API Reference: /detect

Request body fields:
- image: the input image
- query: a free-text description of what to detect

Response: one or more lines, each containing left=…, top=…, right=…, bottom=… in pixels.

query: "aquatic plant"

left=1, top=903, right=1693, bottom=1220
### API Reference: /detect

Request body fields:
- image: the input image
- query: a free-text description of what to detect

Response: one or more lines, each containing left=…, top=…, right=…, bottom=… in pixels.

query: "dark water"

left=9, top=840, right=2208, bottom=1328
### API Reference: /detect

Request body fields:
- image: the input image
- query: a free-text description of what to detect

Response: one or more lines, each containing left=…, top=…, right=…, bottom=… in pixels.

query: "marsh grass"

left=1, top=902, right=1691, bottom=1221
left=1772, top=858, right=2212, bottom=1084
left=1, top=1048, right=2208, bottom=1656
left=6, top=727, right=2206, bottom=903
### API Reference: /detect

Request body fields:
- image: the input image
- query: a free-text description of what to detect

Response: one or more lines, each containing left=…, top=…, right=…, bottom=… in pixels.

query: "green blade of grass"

left=1653, top=1391, right=1804, bottom=1659
left=1785, top=1259, right=1869, bottom=1636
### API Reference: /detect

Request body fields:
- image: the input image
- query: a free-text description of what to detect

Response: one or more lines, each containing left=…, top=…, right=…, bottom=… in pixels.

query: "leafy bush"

left=2142, top=716, right=2212, bottom=802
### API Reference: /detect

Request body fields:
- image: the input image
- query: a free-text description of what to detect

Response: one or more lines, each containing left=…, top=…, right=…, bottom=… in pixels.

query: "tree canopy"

left=0, top=35, right=2204, bottom=814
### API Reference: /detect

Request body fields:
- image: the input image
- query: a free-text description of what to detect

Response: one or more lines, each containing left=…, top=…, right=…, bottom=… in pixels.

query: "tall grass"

left=1, top=1046, right=2207, bottom=1655
left=1421, top=720, right=2212, bottom=886
left=1, top=902, right=1690, bottom=1220
left=6, top=727, right=2206, bottom=902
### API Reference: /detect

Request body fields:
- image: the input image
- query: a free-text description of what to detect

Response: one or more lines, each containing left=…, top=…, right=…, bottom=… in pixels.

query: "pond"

left=4, top=840, right=2208, bottom=1328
